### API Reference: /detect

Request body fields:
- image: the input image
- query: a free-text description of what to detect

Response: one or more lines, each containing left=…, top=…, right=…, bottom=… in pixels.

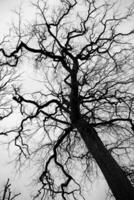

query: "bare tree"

left=1, top=0, right=134, bottom=199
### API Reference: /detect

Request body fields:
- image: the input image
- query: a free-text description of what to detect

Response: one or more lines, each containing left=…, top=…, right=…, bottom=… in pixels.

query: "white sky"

left=0, top=0, right=28, bottom=34
left=0, top=0, right=133, bottom=200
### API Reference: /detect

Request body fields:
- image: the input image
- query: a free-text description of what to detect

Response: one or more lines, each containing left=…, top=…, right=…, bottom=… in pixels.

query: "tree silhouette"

left=1, top=0, right=134, bottom=199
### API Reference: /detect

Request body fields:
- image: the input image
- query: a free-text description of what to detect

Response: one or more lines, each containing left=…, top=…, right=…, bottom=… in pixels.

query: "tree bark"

left=76, top=119, right=134, bottom=200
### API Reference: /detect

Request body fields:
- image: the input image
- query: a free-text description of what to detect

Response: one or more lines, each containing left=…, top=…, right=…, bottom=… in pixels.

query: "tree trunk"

left=76, top=119, right=134, bottom=200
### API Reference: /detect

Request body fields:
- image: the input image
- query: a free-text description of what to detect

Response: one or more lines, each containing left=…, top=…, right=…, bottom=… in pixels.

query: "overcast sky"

left=0, top=0, right=134, bottom=200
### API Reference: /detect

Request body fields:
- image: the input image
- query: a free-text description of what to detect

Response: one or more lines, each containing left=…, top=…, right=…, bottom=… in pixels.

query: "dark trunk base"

left=76, top=119, right=134, bottom=200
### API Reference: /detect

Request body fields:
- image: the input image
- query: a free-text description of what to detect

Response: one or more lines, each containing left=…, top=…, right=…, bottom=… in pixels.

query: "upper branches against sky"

left=0, top=37, right=17, bottom=131
left=1, top=0, right=134, bottom=200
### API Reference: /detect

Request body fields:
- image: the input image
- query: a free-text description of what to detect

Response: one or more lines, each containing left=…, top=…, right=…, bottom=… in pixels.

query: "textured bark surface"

left=76, top=119, right=134, bottom=200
